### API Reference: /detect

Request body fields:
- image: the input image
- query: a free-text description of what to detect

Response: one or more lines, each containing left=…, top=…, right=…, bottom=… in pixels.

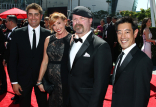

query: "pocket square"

left=83, top=52, right=90, bottom=57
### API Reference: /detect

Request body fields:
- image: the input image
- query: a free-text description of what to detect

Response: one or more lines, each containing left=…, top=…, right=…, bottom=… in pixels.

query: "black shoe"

left=0, top=89, right=7, bottom=95
left=13, top=99, right=19, bottom=104
left=11, top=95, right=19, bottom=100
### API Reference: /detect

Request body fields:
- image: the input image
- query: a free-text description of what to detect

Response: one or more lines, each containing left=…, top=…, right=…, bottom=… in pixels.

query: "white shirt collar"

left=75, top=30, right=92, bottom=43
left=11, top=26, right=17, bottom=31
left=28, top=24, right=40, bottom=49
left=28, top=24, right=40, bottom=32
left=122, top=43, right=136, bottom=55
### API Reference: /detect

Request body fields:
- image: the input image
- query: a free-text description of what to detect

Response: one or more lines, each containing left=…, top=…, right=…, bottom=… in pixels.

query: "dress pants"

left=0, top=55, right=7, bottom=91
left=19, top=83, right=48, bottom=107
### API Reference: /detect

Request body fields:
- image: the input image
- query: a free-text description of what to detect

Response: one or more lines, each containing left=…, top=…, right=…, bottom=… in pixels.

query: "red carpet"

left=0, top=67, right=156, bottom=107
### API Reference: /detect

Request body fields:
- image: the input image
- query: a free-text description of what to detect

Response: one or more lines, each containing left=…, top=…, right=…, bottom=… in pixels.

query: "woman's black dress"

left=46, top=33, right=71, bottom=107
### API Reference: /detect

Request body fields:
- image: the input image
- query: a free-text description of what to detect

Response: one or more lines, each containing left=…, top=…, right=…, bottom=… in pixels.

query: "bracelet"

left=36, top=82, right=42, bottom=86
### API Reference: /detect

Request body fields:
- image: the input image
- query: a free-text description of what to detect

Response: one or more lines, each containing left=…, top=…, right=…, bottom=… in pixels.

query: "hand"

left=12, top=84, right=23, bottom=95
left=38, top=84, right=45, bottom=92
left=4, top=42, right=8, bottom=49
left=153, top=42, right=156, bottom=45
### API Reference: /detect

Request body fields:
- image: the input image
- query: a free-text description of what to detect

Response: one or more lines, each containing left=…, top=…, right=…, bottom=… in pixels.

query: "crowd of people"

left=0, top=3, right=154, bottom=107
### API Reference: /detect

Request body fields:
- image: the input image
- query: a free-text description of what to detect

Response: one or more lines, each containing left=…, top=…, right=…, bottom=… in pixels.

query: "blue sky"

left=136, top=0, right=150, bottom=11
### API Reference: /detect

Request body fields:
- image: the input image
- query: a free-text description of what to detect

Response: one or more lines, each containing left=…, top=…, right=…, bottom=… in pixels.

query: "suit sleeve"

left=9, top=31, right=19, bottom=82
left=88, top=42, right=112, bottom=107
left=133, top=56, right=153, bottom=107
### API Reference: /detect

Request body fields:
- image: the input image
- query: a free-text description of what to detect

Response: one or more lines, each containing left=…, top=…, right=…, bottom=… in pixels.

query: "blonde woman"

left=37, top=12, right=71, bottom=107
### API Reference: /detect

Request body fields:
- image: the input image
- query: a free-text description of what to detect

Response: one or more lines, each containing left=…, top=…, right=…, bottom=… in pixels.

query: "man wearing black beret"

left=68, top=6, right=112, bottom=107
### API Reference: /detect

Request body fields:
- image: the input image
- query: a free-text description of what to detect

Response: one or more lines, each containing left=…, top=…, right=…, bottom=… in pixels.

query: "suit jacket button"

left=70, top=74, right=72, bottom=77
left=113, top=91, right=115, bottom=94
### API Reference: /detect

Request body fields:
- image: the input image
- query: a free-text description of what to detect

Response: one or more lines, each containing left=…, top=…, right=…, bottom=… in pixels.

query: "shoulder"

left=134, top=48, right=152, bottom=63
left=45, top=36, right=51, bottom=44
left=144, top=28, right=149, bottom=32
left=40, top=27, right=51, bottom=32
left=11, top=26, right=27, bottom=38
left=14, top=26, right=27, bottom=32
left=92, top=34, right=109, bottom=48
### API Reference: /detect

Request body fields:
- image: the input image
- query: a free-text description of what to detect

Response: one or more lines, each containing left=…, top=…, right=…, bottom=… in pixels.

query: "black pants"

left=0, top=55, right=7, bottom=91
left=19, top=84, right=48, bottom=107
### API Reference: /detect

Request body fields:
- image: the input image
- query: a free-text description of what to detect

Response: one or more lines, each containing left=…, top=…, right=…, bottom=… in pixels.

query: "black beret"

left=71, top=6, right=93, bottom=18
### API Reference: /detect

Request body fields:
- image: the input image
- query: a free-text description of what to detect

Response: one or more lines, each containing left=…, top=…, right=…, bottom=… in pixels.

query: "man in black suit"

left=0, top=17, right=5, bottom=30
left=3, top=15, right=19, bottom=104
left=103, top=16, right=117, bottom=64
left=69, top=6, right=112, bottom=107
left=111, top=16, right=153, bottom=107
left=0, top=27, right=6, bottom=95
left=9, top=3, right=51, bottom=107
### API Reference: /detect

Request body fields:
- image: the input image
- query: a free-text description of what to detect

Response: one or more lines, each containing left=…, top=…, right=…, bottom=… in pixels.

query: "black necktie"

left=115, top=52, right=124, bottom=78
left=32, top=29, right=36, bottom=53
left=73, top=38, right=83, bottom=43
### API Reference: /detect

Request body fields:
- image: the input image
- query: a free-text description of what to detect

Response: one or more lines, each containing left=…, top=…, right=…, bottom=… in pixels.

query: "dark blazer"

left=68, top=32, right=112, bottom=107
left=103, top=22, right=117, bottom=49
left=9, top=26, right=51, bottom=87
left=0, top=28, right=5, bottom=56
left=111, top=46, right=153, bottom=107
left=4, top=27, right=18, bottom=64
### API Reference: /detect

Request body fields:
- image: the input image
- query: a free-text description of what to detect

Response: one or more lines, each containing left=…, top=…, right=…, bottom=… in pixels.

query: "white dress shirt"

left=28, top=24, right=40, bottom=49
left=70, top=30, right=91, bottom=68
left=114, top=43, right=136, bottom=76
left=7, top=26, right=17, bottom=39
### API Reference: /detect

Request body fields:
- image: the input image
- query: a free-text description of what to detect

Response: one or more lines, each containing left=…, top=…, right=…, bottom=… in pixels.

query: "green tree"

left=93, top=10, right=108, bottom=19
left=137, top=8, right=146, bottom=21
left=119, top=8, right=151, bottom=22
left=44, top=10, right=48, bottom=18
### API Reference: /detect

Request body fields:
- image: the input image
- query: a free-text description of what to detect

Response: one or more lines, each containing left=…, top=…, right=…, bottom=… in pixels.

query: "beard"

left=73, top=24, right=84, bottom=34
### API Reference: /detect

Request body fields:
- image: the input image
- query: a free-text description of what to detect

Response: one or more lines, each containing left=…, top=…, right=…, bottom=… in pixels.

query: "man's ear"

left=89, top=18, right=93, bottom=25
left=134, top=29, right=138, bottom=38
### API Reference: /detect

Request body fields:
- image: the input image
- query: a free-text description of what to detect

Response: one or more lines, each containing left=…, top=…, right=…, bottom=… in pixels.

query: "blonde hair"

left=44, top=16, right=49, bottom=21
left=49, top=12, right=67, bottom=31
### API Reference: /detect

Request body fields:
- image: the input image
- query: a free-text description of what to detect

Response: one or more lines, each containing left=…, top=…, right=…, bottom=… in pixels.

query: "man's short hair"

left=26, top=3, right=43, bottom=15
left=115, top=16, right=138, bottom=32
left=107, top=16, right=112, bottom=20
left=7, top=15, right=17, bottom=24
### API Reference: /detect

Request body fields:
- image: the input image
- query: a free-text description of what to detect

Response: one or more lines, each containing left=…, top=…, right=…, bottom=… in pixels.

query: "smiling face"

left=27, top=9, right=43, bottom=29
left=72, top=14, right=92, bottom=37
left=52, top=18, right=66, bottom=35
left=117, top=23, right=138, bottom=50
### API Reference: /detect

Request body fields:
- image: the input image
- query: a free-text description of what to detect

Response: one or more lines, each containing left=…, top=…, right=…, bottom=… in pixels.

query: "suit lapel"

left=24, top=26, right=32, bottom=52
left=71, top=32, right=93, bottom=69
left=119, top=46, right=138, bottom=72
left=68, top=41, right=74, bottom=71
left=112, top=56, right=120, bottom=85
left=113, top=46, right=139, bottom=85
